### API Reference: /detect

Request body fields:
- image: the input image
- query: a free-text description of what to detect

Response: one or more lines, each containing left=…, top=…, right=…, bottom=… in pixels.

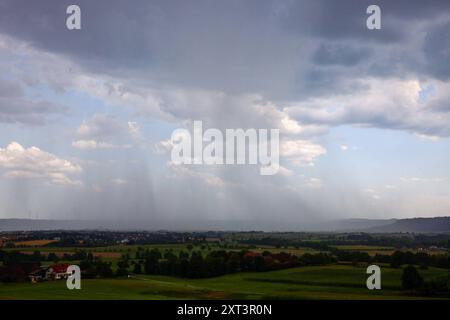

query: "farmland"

left=1, top=230, right=450, bottom=300
left=13, top=240, right=58, bottom=247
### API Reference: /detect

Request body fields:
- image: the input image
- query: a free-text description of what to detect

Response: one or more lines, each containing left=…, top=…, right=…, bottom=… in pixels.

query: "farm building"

left=28, top=267, right=48, bottom=283
left=46, top=263, right=71, bottom=280
left=28, top=264, right=72, bottom=282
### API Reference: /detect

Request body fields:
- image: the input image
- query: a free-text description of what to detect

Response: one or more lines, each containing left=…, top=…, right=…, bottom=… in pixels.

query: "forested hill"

left=367, top=217, right=450, bottom=233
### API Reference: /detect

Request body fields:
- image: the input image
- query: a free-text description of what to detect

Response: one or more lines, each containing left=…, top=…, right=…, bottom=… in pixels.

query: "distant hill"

left=0, top=218, right=392, bottom=232
left=0, top=216, right=449, bottom=233
left=313, top=218, right=396, bottom=232
left=366, top=217, right=450, bottom=233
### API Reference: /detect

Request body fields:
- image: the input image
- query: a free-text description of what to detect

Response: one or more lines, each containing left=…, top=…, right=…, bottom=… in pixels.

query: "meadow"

left=1, top=264, right=449, bottom=300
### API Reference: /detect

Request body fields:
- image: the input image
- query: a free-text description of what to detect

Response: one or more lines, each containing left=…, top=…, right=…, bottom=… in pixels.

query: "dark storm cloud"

left=0, top=0, right=449, bottom=99
left=282, top=0, right=450, bottom=41
left=1, top=0, right=449, bottom=138
left=2, top=0, right=447, bottom=57
left=0, top=0, right=155, bottom=68
left=0, top=0, right=278, bottom=76
left=1, top=0, right=449, bottom=132
left=424, top=20, right=450, bottom=80
left=312, top=44, right=371, bottom=66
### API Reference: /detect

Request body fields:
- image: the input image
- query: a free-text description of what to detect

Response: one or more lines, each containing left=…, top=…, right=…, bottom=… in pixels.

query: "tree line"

left=0, top=248, right=335, bottom=282
left=119, top=249, right=335, bottom=279
left=332, top=249, right=450, bottom=269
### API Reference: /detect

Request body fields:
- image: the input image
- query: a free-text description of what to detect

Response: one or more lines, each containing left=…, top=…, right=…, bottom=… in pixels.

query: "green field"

left=1, top=264, right=449, bottom=300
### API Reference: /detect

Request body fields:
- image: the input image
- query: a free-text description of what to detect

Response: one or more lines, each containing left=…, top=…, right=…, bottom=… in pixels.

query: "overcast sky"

left=0, top=0, right=449, bottom=226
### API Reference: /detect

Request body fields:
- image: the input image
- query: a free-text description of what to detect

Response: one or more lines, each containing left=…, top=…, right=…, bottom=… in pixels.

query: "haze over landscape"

left=1, top=0, right=450, bottom=229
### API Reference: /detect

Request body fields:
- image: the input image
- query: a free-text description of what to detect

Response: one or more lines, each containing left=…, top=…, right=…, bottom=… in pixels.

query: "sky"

left=0, top=0, right=450, bottom=227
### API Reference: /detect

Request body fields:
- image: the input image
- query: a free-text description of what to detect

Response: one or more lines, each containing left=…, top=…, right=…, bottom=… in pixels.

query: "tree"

left=188, top=251, right=205, bottom=278
left=402, top=265, right=424, bottom=290
left=116, top=260, right=130, bottom=277
left=0, top=264, right=28, bottom=282
left=87, top=252, right=94, bottom=261
left=144, top=249, right=161, bottom=274
left=176, top=258, right=189, bottom=277
left=224, top=252, right=239, bottom=273
left=163, top=251, right=178, bottom=275
left=254, top=255, right=266, bottom=271
left=390, top=251, right=404, bottom=268
left=79, top=260, right=113, bottom=278
left=97, top=261, right=114, bottom=278
left=31, top=251, right=42, bottom=263
left=179, top=250, right=189, bottom=260
left=133, top=262, right=142, bottom=274
left=135, top=250, right=142, bottom=260
left=204, top=256, right=225, bottom=277
left=47, top=252, right=59, bottom=262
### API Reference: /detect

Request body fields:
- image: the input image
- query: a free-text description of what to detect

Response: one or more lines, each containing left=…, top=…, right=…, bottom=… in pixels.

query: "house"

left=46, top=263, right=71, bottom=280
left=28, top=264, right=73, bottom=282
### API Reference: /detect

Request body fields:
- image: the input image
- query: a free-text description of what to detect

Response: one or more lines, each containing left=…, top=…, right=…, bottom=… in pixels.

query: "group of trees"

left=241, top=238, right=331, bottom=251
left=0, top=247, right=336, bottom=282
left=122, top=248, right=335, bottom=279
left=330, top=249, right=450, bottom=269
left=79, top=259, right=114, bottom=278
left=0, top=249, right=100, bottom=282
left=381, top=251, right=450, bottom=269
left=0, top=249, right=95, bottom=265
left=402, top=266, right=424, bottom=290
left=0, top=262, right=39, bottom=282
left=242, top=233, right=450, bottom=251
left=0, top=250, right=42, bottom=265
left=0, top=250, right=40, bottom=282
left=401, top=265, right=450, bottom=296
left=333, top=250, right=372, bottom=263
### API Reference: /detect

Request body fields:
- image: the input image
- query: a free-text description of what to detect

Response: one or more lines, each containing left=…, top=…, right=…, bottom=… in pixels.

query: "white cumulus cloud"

left=0, top=142, right=82, bottom=186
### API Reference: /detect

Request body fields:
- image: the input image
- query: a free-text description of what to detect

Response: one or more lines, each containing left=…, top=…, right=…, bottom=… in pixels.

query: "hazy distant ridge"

left=0, top=216, right=449, bottom=233
left=367, top=217, right=450, bottom=233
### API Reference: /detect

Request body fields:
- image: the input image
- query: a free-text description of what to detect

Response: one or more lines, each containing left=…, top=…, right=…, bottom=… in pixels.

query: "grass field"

left=1, top=264, right=449, bottom=300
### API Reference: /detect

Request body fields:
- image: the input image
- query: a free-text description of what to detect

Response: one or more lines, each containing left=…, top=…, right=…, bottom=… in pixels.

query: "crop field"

left=13, top=240, right=58, bottom=247
left=331, top=245, right=395, bottom=256
left=1, top=264, right=449, bottom=300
